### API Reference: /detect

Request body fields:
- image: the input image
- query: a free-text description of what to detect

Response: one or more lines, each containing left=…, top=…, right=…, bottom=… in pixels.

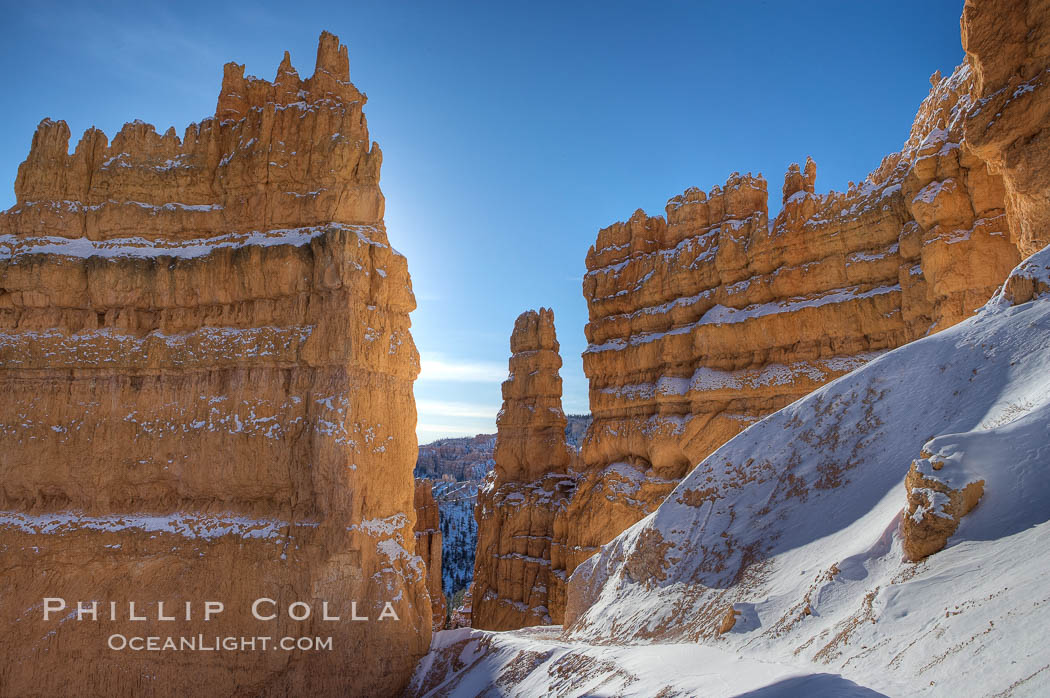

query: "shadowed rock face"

left=543, top=7, right=1040, bottom=621
left=471, top=309, right=577, bottom=630
left=0, top=32, right=429, bottom=697
left=415, top=479, right=448, bottom=629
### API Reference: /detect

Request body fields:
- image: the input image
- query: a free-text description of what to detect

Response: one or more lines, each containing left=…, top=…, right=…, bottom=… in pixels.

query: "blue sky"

left=0, top=1, right=966, bottom=443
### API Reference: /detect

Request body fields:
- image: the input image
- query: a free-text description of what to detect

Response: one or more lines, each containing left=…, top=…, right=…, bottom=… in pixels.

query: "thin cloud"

left=418, top=358, right=506, bottom=383
left=416, top=421, right=496, bottom=444
left=415, top=398, right=500, bottom=442
left=416, top=423, right=489, bottom=435
left=416, top=400, right=499, bottom=419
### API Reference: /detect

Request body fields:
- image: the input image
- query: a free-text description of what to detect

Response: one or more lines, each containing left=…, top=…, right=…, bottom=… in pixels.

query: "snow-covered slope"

left=410, top=627, right=886, bottom=697
left=409, top=247, right=1050, bottom=697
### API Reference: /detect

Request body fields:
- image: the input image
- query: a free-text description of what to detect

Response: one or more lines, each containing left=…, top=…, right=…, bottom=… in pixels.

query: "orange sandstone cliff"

left=471, top=309, right=577, bottom=630
left=961, top=0, right=1050, bottom=258
left=0, top=32, right=429, bottom=696
left=543, top=11, right=1035, bottom=621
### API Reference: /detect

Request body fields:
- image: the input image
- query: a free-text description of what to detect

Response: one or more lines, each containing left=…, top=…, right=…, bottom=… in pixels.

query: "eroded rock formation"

left=415, top=479, right=447, bottom=629
left=548, top=14, right=1036, bottom=620
left=471, top=309, right=577, bottom=630
left=0, top=32, right=429, bottom=696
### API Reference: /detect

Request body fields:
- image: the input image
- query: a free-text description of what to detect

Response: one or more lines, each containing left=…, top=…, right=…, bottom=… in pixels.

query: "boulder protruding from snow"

left=901, top=448, right=985, bottom=561
left=1001, top=243, right=1050, bottom=306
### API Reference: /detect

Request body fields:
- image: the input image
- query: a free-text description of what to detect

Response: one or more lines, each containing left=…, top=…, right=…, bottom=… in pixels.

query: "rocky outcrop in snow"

left=900, top=447, right=986, bottom=562
left=471, top=309, right=577, bottom=630
left=1001, top=244, right=1050, bottom=305
left=0, top=32, right=429, bottom=696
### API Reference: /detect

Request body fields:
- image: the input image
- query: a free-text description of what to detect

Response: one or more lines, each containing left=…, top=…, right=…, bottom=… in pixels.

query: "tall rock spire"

left=471, top=308, right=577, bottom=630
left=494, top=308, right=571, bottom=482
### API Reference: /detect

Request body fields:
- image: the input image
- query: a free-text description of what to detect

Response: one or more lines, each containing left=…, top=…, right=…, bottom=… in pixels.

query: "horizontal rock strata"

left=0, top=32, right=429, bottom=697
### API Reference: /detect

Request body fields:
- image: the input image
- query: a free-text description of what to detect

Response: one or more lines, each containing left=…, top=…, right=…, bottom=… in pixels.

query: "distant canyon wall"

left=415, top=434, right=496, bottom=481
left=0, top=33, right=430, bottom=696
left=414, top=414, right=591, bottom=484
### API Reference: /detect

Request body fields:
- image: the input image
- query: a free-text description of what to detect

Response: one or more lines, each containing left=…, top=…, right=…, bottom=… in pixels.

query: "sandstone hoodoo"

left=0, top=32, right=429, bottom=696
left=471, top=309, right=577, bottom=630
left=414, top=479, right=448, bottom=629
left=413, top=418, right=591, bottom=615
left=543, top=38, right=1035, bottom=619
